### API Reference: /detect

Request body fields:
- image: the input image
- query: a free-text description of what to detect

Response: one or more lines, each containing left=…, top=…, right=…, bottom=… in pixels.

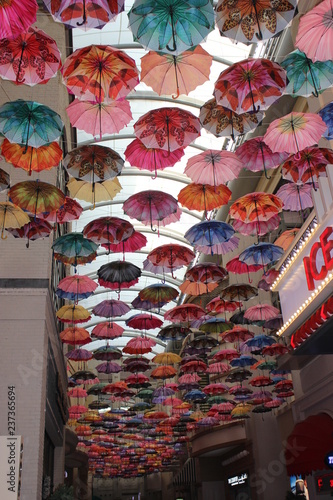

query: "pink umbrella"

left=244, top=304, right=280, bottom=321
left=212, top=349, right=240, bottom=361
left=262, top=343, right=290, bottom=356
left=226, top=256, right=263, bottom=283
left=184, top=150, right=243, bottom=186
left=206, top=298, right=241, bottom=315
left=295, top=0, right=333, bottom=62
left=0, top=0, right=38, bottom=40
left=56, top=274, right=97, bottom=302
left=280, top=147, right=333, bottom=186
left=164, top=304, right=206, bottom=324
left=126, top=313, right=163, bottom=331
left=91, top=322, right=124, bottom=339
left=232, top=214, right=281, bottom=237
left=67, top=387, right=87, bottom=398
left=178, top=373, right=201, bottom=384
left=207, top=362, right=229, bottom=374
left=92, top=299, right=131, bottom=318
left=6, top=217, right=53, bottom=248
left=236, top=136, right=288, bottom=179
left=146, top=244, right=195, bottom=277
left=101, top=231, right=147, bottom=256
left=66, top=98, right=132, bottom=139
left=40, top=196, right=83, bottom=225
left=276, top=182, right=314, bottom=212
left=264, top=112, right=327, bottom=157
left=123, top=190, right=178, bottom=231
left=123, top=336, right=156, bottom=355
left=124, top=138, right=185, bottom=178
left=66, top=348, right=93, bottom=361
left=202, top=383, right=229, bottom=395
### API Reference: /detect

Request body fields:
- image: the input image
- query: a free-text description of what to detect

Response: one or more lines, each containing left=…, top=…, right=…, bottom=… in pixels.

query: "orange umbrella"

left=230, top=192, right=283, bottom=223
left=140, top=46, right=213, bottom=99
left=60, top=326, right=91, bottom=345
left=1, top=139, right=63, bottom=176
left=150, top=365, right=177, bottom=379
left=178, top=183, right=231, bottom=214
left=275, top=229, right=299, bottom=251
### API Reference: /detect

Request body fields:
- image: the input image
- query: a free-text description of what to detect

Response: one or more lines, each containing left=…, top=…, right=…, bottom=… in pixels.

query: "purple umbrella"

left=92, top=298, right=131, bottom=317
left=276, top=182, right=315, bottom=212
left=96, top=362, right=122, bottom=374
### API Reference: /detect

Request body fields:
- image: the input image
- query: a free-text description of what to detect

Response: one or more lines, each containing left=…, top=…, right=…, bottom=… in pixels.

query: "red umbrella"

left=214, top=58, right=286, bottom=114
left=281, top=147, right=333, bottom=185
left=249, top=376, right=274, bottom=387
left=207, top=362, right=229, bottom=374
left=232, top=214, right=280, bottom=237
left=126, top=373, right=150, bottom=388
left=134, top=107, right=200, bottom=153
left=220, top=326, right=254, bottom=343
left=6, top=216, right=53, bottom=248
left=226, top=256, right=263, bottom=284
left=91, top=322, right=124, bottom=339
left=126, top=314, right=163, bottom=331
left=60, top=326, right=91, bottom=346
left=101, top=231, right=147, bottom=256
left=68, top=387, right=87, bottom=398
left=206, top=298, right=241, bottom=315
left=202, top=383, right=229, bottom=395
left=236, top=136, right=288, bottom=179
left=123, top=336, right=156, bottom=355
left=180, top=360, right=207, bottom=374
left=40, top=196, right=83, bottom=225
left=184, top=149, right=243, bottom=186
left=164, top=304, right=206, bottom=324
left=211, top=349, right=240, bottom=361
left=262, top=343, right=290, bottom=356
left=147, top=244, right=195, bottom=277
left=151, top=366, right=177, bottom=379
left=123, top=190, right=179, bottom=231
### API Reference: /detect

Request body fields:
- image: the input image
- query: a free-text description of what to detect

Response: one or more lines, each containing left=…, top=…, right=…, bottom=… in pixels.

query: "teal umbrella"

left=128, top=0, right=215, bottom=56
left=0, top=100, right=63, bottom=152
left=281, top=49, right=333, bottom=98
left=52, top=232, right=99, bottom=267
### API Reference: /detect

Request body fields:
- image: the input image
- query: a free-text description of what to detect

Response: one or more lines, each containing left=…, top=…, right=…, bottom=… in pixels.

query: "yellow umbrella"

left=152, top=352, right=182, bottom=364
left=0, top=201, right=30, bottom=239
left=67, top=177, right=122, bottom=208
left=56, top=304, right=91, bottom=324
left=231, top=403, right=252, bottom=418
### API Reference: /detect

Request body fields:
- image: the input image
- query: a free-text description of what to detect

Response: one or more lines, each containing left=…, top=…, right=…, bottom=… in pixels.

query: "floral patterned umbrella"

left=64, top=145, right=124, bottom=182
left=1, top=139, right=63, bottom=176
left=123, top=190, right=178, bottom=231
left=276, top=182, right=314, bottom=212
left=9, top=180, right=65, bottom=216
left=184, top=149, right=243, bottom=186
left=0, top=0, right=38, bottom=39
left=236, top=136, right=288, bottom=179
left=147, top=244, right=195, bottom=277
left=6, top=216, right=53, bottom=248
left=280, top=147, right=333, bottom=185
left=0, top=201, right=30, bottom=239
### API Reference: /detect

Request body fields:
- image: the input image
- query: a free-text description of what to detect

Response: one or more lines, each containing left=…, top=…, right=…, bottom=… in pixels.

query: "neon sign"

left=303, top=227, right=333, bottom=290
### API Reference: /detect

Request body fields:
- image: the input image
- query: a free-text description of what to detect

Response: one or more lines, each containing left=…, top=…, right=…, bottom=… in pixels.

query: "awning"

left=173, top=458, right=197, bottom=486
left=285, top=413, right=333, bottom=476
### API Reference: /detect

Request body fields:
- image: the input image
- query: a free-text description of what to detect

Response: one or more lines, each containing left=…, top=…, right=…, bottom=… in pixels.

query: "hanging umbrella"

left=6, top=216, right=53, bottom=247
left=281, top=49, right=333, bottom=98
left=214, top=58, right=286, bottom=114
left=68, top=387, right=88, bottom=398
left=61, top=45, right=139, bottom=102
left=199, top=318, right=233, bottom=335
left=0, top=27, right=61, bottom=86
left=126, top=313, right=163, bottom=330
left=123, top=336, right=156, bottom=355
left=128, top=0, right=215, bottom=56
left=66, top=98, right=132, bottom=140
left=157, top=324, right=191, bottom=341
left=0, top=168, right=10, bottom=192
left=0, top=100, right=63, bottom=151
left=0, top=201, right=30, bottom=239
left=139, top=284, right=178, bottom=307
left=60, top=326, right=91, bottom=345
left=182, top=263, right=228, bottom=290
left=230, top=355, right=257, bottom=368
left=178, top=183, right=232, bottom=214
left=295, top=0, right=333, bottom=62
left=199, top=97, right=263, bottom=140
left=91, top=322, right=124, bottom=340
left=229, top=310, right=251, bottom=326
left=101, top=230, right=147, bottom=256
left=249, top=376, right=274, bottom=388
left=202, top=383, right=229, bottom=395
left=276, top=182, right=314, bottom=212
left=93, top=346, right=122, bottom=361
left=96, top=362, right=122, bottom=374
left=131, top=295, right=157, bottom=312
left=206, top=361, right=229, bottom=374
left=141, top=46, right=212, bottom=99
left=220, top=326, right=254, bottom=343
left=206, top=298, right=241, bottom=315
left=184, top=149, right=243, bottom=186
left=236, top=136, right=288, bottom=179
left=274, top=229, right=299, bottom=251
left=92, top=299, right=130, bottom=318
left=134, top=107, right=200, bottom=153
left=40, top=197, right=83, bottom=225
left=152, top=353, right=182, bottom=364
left=220, top=284, right=258, bottom=302
left=244, top=304, right=280, bottom=323
left=56, top=304, right=91, bottom=324
left=239, top=242, right=284, bottom=267
left=180, top=360, right=207, bottom=373
left=179, top=278, right=219, bottom=297
left=66, top=348, right=93, bottom=362
left=226, top=256, right=263, bottom=283
left=151, top=365, right=177, bottom=380
left=125, top=374, right=150, bottom=388
left=264, top=112, right=327, bottom=157
left=212, top=349, right=239, bottom=362
left=225, top=368, right=252, bottom=383
left=1, top=139, right=63, bottom=177
left=164, top=304, right=206, bottom=323
left=216, top=0, right=296, bottom=43
left=262, top=343, right=289, bottom=356
left=97, top=261, right=142, bottom=290
left=147, top=244, right=195, bottom=277
left=56, top=275, right=97, bottom=301
left=183, top=389, right=206, bottom=402
left=0, top=0, right=38, bottom=40
left=9, top=180, right=65, bottom=217
left=52, top=233, right=98, bottom=267
left=318, top=102, right=333, bottom=140
left=123, top=190, right=178, bottom=231
left=230, top=192, right=283, bottom=225
left=67, top=177, right=122, bottom=208
left=232, top=214, right=280, bottom=237
left=185, top=220, right=236, bottom=255
left=64, top=145, right=124, bottom=182
left=83, top=216, right=134, bottom=249
left=280, top=147, right=333, bottom=185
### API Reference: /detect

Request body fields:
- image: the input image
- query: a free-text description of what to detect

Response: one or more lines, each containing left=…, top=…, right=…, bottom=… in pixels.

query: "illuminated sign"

left=0, top=436, right=22, bottom=499
left=315, top=472, right=333, bottom=493
left=325, top=452, right=333, bottom=469
left=228, top=473, right=248, bottom=486
left=303, top=227, right=333, bottom=290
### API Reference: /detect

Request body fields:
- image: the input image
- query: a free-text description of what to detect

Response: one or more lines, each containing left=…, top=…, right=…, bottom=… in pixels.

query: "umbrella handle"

left=1, top=229, right=7, bottom=240
left=77, top=0, right=87, bottom=26
left=166, top=11, right=177, bottom=52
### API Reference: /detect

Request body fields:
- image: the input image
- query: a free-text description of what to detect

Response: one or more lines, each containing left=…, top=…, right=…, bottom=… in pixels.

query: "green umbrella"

left=281, top=49, right=333, bottom=98
left=52, top=232, right=99, bottom=267
left=128, top=0, right=215, bottom=56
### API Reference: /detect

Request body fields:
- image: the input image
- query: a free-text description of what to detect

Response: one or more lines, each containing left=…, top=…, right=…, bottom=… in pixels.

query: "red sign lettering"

left=303, top=227, right=333, bottom=290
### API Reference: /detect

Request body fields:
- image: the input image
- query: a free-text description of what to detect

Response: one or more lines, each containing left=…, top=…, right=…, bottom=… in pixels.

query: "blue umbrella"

left=183, top=389, right=207, bottom=402
left=239, top=243, right=284, bottom=267
left=318, top=102, right=333, bottom=140
left=185, top=220, right=235, bottom=255
left=230, top=355, right=257, bottom=368
left=245, top=335, right=276, bottom=349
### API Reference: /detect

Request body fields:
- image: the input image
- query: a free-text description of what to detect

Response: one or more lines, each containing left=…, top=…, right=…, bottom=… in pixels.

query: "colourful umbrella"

left=0, top=168, right=10, bottom=192
left=295, top=0, right=333, bottom=62
left=274, top=229, right=299, bottom=251
left=83, top=216, right=134, bottom=249
left=0, top=0, right=37, bottom=39
left=212, top=349, right=239, bottom=361
left=236, top=136, right=288, bottom=179
left=219, top=284, right=258, bottom=302
left=124, top=138, right=184, bottom=178
left=123, top=190, right=178, bottom=231
left=185, top=220, right=236, bottom=255
left=91, top=322, right=124, bottom=340
left=0, top=100, right=64, bottom=151
left=39, top=197, right=83, bottom=225
left=199, top=97, right=263, bottom=140
left=56, top=304, right=91, bottom=324
left=66, top=98, right=132, bottom=139
left=56, top=275, right=97, bottom=301
left=232, top=213, right=281, bottom=237
left=60, top=326, right=91, bottom=345
left=276, top=182, right=314, bottom=212
left=43, top=0, right=124, bottom=30
left=101, top=231, right=147, bottom=256
left=239, top=242, right=284, bottom=267
left=9, top=180, right=65, bottom=216
left=199, top=318, right=234, bottom=334
left=140, top=46, right=213, bottom=98
left=131, top=295, right=158, bottom=312
left=184, top=149, right=243, bottom=186
left=139, top=284, right=178, bottom=307
left=66, top=348, right=93, bottom=362
left=6, top=216, right=53, bottom=248
left=157, top=324, right=191, bottom=340
left=147, top=244, right=195, bottom=277
left=262, top=343, right=289, bottom=356
left=318, top=102, right=333, bottom=140
left=52, top=233, right=98, bottom=267
left=280, top=147, right=333, bottom=185
left=281, top=49, right=333, bottom=98
left=264, top=112, right=327, bottom=157
left=180, top=263, right=227, bottom=296
left=214, top=58, right=286, bottom=114
left=244, top=304, right=280, bottom=322
left=123, top=336, right=156, bottom=355
left=61, top=45, right=139, bottom=102
left=97, top=261, right=142, bottom=291
left=67, top=177, right=122, bottom=207
left=92, top=299, right=130, bottom=318
left=64, top=145, right=124, bottom=182
left=134, top=107, right=200, bottom=153
left=178, top=183, right=231, bottom=214
left=216, top=0, right=296, bottom=43
left=226, top=256, right=263, bottom=284
left=0, top=201, right=30, bottom=239
left=0, top=27, right=61, bottom=86
left=96, top=362, right=122, bottom=374
left=220, top=326, right=254, bottom=343
left=153, top=352, right=182, bottom=364
left=164, top=304, right=206, bottom=323
left=1, top=139, right=63, bottom=176
left=126, top=313, right=163, bottom=330
left=93, top=346, right=122, bottom=360
left=128, top=0, right=215, bottom=56
left=206, top=298, right=241, bottom=315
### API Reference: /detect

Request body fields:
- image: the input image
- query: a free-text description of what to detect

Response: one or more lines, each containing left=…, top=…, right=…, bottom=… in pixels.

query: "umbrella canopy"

left=140, top=45, right=213, bottom=98
left=134, top=107, right=200, bottom=153
left=56, top=304, right=91, bottom=324
left=123, top=336, right=156, bottom=355
left=9, top=180, right=65, bottom=217
left=280, top=147, right=333, bottom=185
left=199, top=97, right=263, bottom=140
left=60, top=326, right=91, bottom=346
left=128, top=0, right=215, bottom=56
left=93, top=346, right=122, bottom=361
left=274, top=229, right=299, bottom=251
left=276, top=182, right=314, bottom=212
left=6, top=216, right=53, bottom=247
left=147, top=244, right=195, bottom=276
left=178, top=183, right=232, bottom=214
left=319, top=102, right=333, bottom=140
left=220, top=284, right=258, bottom=302
left=83, top=216, right=134, bottom=248
left=43, top=0, right=124, bottom=30
left=1, top=139, right=63, bottom=176
left=236, top=136, right=288, bottom=179
left=216, top=0, right=296, bottom=43
left=0, top=201, right=30, bottom=239
left=244, top=304, right=280, bottom=322
left=96, top=362, right=122, bottom=374
left=126, top=313, right=163, bottom=330
left=97, top=261, right=142, bottom=290
left=52, top=233, right=98, bottom=267
left=214, top=58, right=286, bottom=114
left=230, top=192, right=283, bottom=224
left=0, top=168, right=10, bottom=192
left=139, top=284, right=178, bottom=307
left=64, top=145, right=124, bottom=182
left=0, top=27, right=61, bottom=86
left=91, top=322, right=124, bottom=340
left=239, top=242, right=284, bottom=267
left=157, top=324, right=191, bottom=341
left=199, top=318, right=233, bottom=335
left=0, top=100, right=63, bottom=150
left=226, top=256, right=263, bottom=282
left=61, top=45, right=139, bottom=102
left=184, top=149, right=243, bottom=186
left=92, top=299, right=130, bottom=318
left=206, top=298, right=241, bottom=315
left=164, top=304, right=206, bottom=323
left=0, top=0, right=38, bottom=39
left=56, top=275, right=98, bottom=301
left=67, top=177, right=122, bottom=207
left=151, top=365, right=177, bottom=380
left=152, top=353, right=182, bottom=365
left=185, top=220, right=236, bottom=255
left=101, top=230, right=147, bottom=255
left=123, top=190, right=178, bottom=231
left=232, top=214, right=280, bottom=237
left=40, top=197, right=83, bottom=225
